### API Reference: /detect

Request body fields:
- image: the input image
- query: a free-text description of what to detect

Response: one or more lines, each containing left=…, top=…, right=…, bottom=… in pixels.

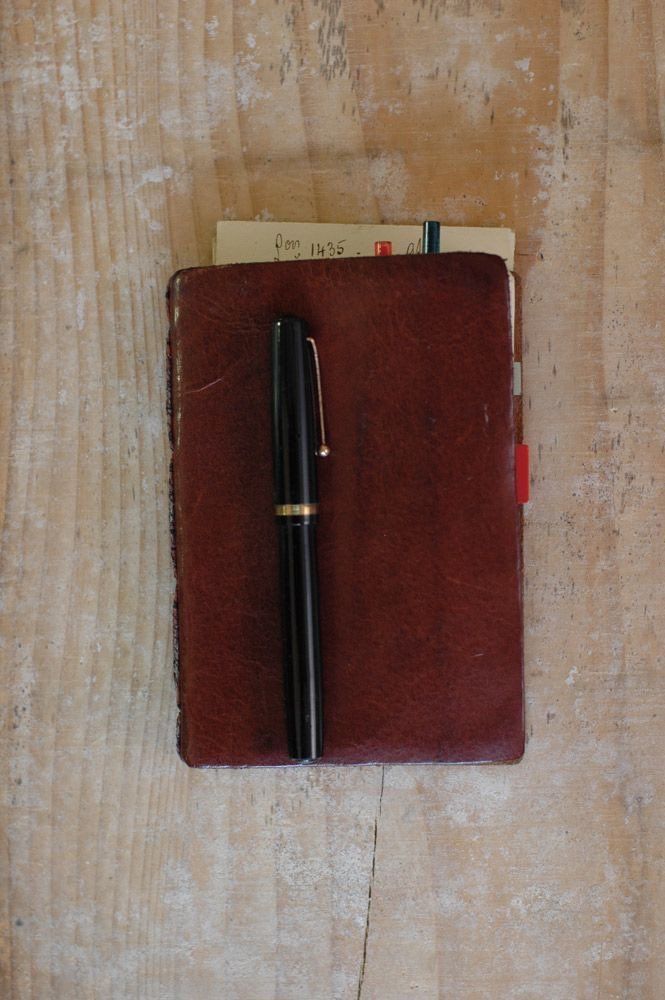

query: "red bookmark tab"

left=374, top=240, right=392, bottom=256
left=516, top=444, right=530, bottom=503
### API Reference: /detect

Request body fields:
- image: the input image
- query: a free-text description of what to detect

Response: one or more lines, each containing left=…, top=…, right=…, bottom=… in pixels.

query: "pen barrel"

left=278, top=517, right=323, bottom=761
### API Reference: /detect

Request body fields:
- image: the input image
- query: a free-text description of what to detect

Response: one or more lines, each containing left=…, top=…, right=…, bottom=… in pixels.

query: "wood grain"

left=1, top=1, right=664, bottom=997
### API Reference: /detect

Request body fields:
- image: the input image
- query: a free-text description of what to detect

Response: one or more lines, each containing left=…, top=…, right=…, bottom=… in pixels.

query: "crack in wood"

left=357, top=766, right=385, bottom=1000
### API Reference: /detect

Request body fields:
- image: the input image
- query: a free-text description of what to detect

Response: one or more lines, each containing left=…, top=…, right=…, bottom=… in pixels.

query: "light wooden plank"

left=1, top=1, right=663, bottom=997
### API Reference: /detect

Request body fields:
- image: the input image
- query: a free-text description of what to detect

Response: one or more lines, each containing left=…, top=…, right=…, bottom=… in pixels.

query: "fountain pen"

left=271, top=316, right=328, bottom=761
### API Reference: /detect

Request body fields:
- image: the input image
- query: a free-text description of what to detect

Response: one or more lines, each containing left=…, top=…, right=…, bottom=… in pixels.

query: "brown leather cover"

left=167, top=253, right=523, bottom=766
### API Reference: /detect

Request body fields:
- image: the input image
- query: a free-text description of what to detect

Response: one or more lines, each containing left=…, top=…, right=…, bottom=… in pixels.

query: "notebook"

left=167, top=252, right=524, bottom=766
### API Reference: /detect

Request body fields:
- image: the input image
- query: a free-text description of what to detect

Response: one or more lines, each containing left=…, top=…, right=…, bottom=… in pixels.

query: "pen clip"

left=306, top=337, right=330, bottom=458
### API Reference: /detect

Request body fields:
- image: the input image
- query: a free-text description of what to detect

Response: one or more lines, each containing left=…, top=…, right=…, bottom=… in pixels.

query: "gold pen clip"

left=306, top=337, right=330, bottom=457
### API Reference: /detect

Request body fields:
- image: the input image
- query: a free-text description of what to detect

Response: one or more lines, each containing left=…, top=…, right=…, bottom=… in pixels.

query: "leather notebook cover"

left=167, top=253, right=524, bottom=767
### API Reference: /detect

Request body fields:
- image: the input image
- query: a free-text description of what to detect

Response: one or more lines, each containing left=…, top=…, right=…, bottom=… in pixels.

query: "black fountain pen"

left=272, top=317, right=329, bottom=761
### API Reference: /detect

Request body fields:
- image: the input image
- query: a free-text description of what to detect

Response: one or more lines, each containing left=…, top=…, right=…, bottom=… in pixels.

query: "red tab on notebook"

left=516, top=443, right=530, bottom=503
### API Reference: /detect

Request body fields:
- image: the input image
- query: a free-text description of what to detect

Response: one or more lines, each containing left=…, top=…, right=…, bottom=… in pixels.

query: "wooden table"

left=2, top=2, right=664, bottom=997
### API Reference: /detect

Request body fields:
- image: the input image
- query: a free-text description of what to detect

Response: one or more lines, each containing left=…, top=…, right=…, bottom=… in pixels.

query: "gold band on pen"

left=274, top=503, right=319, bottom=517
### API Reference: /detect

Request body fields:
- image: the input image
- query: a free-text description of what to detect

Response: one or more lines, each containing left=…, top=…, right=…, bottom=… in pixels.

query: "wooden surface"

left=1, top=1, right=664, bottom=997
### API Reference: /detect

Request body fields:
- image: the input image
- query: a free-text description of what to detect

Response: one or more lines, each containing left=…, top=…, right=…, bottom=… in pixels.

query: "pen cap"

left=272, top=316, right=319, bottom=507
